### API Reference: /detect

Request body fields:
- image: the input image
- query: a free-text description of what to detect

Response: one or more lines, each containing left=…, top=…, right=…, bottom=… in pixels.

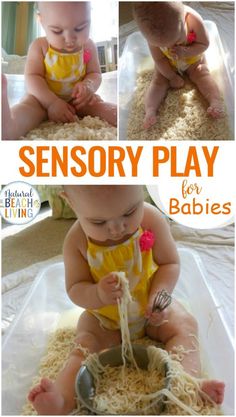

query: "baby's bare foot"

left=207, top=100, right=225, bottom=119
left=201, top=379, right=225, bottom=404
left=143, top=112, right=157, bottom=129
left=28, top=377, right=65, bottom=415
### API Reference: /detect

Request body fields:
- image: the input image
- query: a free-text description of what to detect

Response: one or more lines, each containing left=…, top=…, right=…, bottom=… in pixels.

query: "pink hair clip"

left=139, top=230, right=155, bottom=252
left=83, top=49, right=91, bottom=64
left=187, top=30, right=197, bottom=44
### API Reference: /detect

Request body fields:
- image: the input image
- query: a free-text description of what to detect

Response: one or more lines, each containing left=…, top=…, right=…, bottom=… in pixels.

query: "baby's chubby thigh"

left=16, top=93, right=47, bottom=127
left=19, top=93, right=47, bottom=115
left=75, top=311, right=122, bottom=354
left=186, top=56, right=210, bottom=84
left=146, top=299, right=198, bottom=345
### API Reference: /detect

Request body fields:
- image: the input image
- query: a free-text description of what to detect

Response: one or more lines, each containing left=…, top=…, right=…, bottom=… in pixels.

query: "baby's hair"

left=63, top=185, right=129, bottom=194
left=36, top=1, right=91, bottom=14
left=63, top=185, right=144, bottom=199
left=133, top=2, right=184, bottom=38
left=63, top=185, right=113, bottom=199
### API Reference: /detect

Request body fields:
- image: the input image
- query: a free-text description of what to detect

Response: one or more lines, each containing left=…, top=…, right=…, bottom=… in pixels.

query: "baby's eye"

left=91, top=220, right=106, bottom=226
left=52, top=30, right=62, bottom=35
left=124, top=208, right=136, bottom=217
left=75, top=25, right=87, bottom=33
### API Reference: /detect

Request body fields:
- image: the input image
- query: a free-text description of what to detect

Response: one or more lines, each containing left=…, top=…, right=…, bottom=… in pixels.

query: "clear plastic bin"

left=2, top=249, right=234, bottom=415
left=119, top=21, right=234, bottom=140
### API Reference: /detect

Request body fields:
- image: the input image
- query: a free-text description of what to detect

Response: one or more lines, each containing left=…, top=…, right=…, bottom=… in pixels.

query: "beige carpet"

left=2, top=216, right=75, bottom=276
left=127, top=71, right=232, bottom=140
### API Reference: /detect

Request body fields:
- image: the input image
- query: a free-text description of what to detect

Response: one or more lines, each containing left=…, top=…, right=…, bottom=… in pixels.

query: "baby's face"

left=39, top=2, right=91, bottom=52
left=69, top=186, right=144, bottom=245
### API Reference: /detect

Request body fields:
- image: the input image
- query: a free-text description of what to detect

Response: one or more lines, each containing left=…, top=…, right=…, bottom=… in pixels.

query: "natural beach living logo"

left=0, top=182, right=41, bottom=225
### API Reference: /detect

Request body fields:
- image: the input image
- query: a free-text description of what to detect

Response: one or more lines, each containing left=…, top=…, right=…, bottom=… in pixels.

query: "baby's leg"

left=187, top=59, right=225, bottom=119
left=146, top=300, right=225, bottom=404
left=75, top=97, right=117, bottom=127
left=28, top=311, right=121, bottom=415
left=143, top=69, right=169, bottom=129
left=2, top=74, right=47, bottom=140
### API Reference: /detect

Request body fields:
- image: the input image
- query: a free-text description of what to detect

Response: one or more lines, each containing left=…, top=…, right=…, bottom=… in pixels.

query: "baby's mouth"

left=64, top=44, right=78, bottom=52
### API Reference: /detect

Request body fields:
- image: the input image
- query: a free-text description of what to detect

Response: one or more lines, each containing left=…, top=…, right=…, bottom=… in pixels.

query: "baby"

left=28, top=185, right=225, bottom=415
left=2, top=2, right=117, bottom=140
left=133, top=2, right=225, bottom=129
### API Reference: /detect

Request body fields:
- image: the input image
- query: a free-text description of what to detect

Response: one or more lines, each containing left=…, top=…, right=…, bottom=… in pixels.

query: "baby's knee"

left=20, top=94, right=46, bottom=111
left=189, top=63, right=210, bottom=81
left=179, top=311, right=198, bottom=337
left=75, top=331, right=99, bottom=353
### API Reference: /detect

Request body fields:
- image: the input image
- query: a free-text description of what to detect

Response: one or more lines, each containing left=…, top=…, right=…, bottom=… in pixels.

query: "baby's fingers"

left=64, top=109, right=76, bottom=123
left=66, top=112, right=76, bottom=123
left=68, top=103, right=76, bottom=114
left=71, top=86, right=81, bottom=98
left=106, top=273, right=119, bottom=284
left=111, top=290, right=123, bottom=304
left=114, top=288, right=123, bottom=297
left=72, top=97, right=84, bottom=108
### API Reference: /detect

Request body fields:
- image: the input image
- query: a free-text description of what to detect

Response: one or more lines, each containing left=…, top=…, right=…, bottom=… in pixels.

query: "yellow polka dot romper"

left=44, top=45, right=86, bottom=101
left=87, top=227, right=158, bottom=340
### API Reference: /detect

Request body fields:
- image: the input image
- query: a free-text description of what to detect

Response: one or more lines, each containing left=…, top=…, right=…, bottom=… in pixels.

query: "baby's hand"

left=71, top=80, right=96, bottom=109
left=47, top=98, right=76, bottom=123
left=169, top=74, right=184, bottom=89
left=97, top=273, right=123, bottom=306
left=171, top=45, right=189, bottom=58
left=145, top=306, right=168, bottom=327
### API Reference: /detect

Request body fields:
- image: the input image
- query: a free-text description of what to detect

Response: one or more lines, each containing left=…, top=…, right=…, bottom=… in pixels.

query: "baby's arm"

left=149, top=45, right=176, bottom=80
left=63, top=221, right=122, bottom=309
left=142, top=204, right=180, bottom=317
left=25, top=39, right=57, bottom=108
left=83, top=39, right=102, bottom=92
left=172, top=7, right=210, bottom=58
left=149, top=45, right=184, bottom=88
left=25, top=38, right=75, bottom=122
left=71, top=39, right=102, bottom=108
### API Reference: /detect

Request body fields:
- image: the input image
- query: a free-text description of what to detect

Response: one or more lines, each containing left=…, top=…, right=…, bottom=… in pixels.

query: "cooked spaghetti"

left=116, top=271, right=139, bottom=369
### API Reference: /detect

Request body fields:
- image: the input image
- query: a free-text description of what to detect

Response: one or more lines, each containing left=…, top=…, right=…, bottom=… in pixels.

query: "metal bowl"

left=75, top=344, right=170, bottom=415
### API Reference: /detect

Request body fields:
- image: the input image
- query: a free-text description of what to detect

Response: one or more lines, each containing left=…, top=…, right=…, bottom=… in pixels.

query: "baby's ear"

left=60, top=191, right=72, bottom=208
